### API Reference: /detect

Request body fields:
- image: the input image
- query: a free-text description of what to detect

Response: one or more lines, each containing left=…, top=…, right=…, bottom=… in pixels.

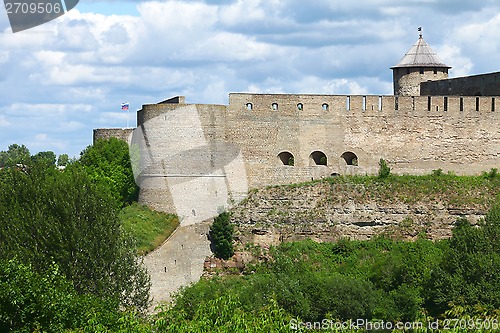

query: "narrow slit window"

left=427, top=96, right=431, bottom=111
left=492, top=98, right=496, bottom=112
left=476, top=97, right=480, bottom=111
left=444, top=97, right=448, bottom=111
left=346, top=96, right=350, bottom=111
left=362, top=96, right=366, bottom=111
left=378, top=96, right=382, bottom=111
left=460, top=97, right=464, bottom=111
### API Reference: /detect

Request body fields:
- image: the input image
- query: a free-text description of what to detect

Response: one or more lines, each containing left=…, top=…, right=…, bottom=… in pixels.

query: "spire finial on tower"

left=418, top=26, right=422, bottom=38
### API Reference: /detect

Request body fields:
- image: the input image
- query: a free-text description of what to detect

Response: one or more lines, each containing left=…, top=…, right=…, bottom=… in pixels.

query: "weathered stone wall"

left=421, top=71, right=500, bottom=96
left=230, top=180, right=496, bottom=245
left=228, top=93, right=500, bottom=189
left=95, top=92, right=500, bottom=217
left=93, top=128, right=133, bottom=144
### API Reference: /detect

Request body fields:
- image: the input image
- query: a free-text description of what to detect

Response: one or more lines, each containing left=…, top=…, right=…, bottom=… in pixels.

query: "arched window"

left=322, top=103, right=329, bottom=111
left=341, top=151, right=358, bottom=166
left=272, top=103, right=279, bottom=111
left=310, top=151, right=327, bottom=166
left=278, top=151, right=294, bottom=166
left=246, top=103, right=253, bottom=110
left=297, top=103, right=303, bottom=111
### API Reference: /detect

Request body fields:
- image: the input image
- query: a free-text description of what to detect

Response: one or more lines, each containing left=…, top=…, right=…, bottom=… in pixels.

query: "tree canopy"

left=0, top=161, right=150, bottom=311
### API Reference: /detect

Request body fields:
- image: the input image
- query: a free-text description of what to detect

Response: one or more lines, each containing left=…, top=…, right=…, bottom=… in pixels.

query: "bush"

left=0, top=162, right=151, bottom=311
left=378, top=158, right=391, bottom=178
left=209, top=212, right=234, bottom=260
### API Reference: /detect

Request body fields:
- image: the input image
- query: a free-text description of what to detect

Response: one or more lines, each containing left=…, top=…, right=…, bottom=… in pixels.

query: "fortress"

left=94, top=33, right=500, bottom=222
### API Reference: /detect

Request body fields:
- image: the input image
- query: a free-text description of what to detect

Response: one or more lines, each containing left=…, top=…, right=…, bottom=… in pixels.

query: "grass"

left=260, top=171, right=500, bottom=209
left=119, top=202, right=179, bottom=255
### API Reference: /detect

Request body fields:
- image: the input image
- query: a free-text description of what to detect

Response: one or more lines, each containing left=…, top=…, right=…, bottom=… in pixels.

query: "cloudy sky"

left=0, top=0, right=499, bottom=157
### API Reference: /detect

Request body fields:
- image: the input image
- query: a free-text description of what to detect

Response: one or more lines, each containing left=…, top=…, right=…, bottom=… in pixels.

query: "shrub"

left=378, top=158, right=391, bottom=178
left=209, top=212, right=234, bottom=260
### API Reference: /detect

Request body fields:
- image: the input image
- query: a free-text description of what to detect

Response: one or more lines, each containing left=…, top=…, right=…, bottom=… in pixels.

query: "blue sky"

left=0, top=0, right=499, bottom=157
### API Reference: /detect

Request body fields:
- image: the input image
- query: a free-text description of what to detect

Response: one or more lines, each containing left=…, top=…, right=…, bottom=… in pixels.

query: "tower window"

left=460, top=97, right=464, bottom=111
left=492, top=98, right=495, bottom=112
left=433, top=69, right=437, bottom=75
left=444, top=97, right=448, bottom=111
left=420, top=68, right=424, bottom=75
left=297, top=103, right=303, bottom=111
left=322, top=103, right=329, bottom=111
left=272, top=103, right=278, bottom=111
left=346, top=96, right=350, bottom=111
left=246, top=103, right=253, bottom=110
left=476, top=97, right=480, bottom=111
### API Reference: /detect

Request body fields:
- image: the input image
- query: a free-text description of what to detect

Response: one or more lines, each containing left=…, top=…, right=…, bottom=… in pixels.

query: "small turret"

left=391, top=31, right=451, bottom=96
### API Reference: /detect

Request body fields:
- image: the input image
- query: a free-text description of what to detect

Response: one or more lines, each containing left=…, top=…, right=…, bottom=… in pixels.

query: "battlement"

left=228, top=93, right=500, bottom=116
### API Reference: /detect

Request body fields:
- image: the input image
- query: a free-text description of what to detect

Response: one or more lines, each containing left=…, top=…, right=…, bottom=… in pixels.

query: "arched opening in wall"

left=246, top=103, right=253, bottom=110
left=278, top=151, right=294, bottom=166
left=297, top=103, right=303, bottom=111
left=310, top=151, right=327, bottom=166
left=272, top=103, right=279, bottom=111
left=322, top=103, right=329, bottom=111
left=341, top=152, right=358, bottom=166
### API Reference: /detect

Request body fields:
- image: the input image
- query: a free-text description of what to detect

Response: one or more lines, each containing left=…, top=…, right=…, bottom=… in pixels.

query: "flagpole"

left=127, top=104, right=129, bottom=128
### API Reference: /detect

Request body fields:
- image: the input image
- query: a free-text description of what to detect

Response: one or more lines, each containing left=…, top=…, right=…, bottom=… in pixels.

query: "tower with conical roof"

left=391, top=31, right=451, bottom=96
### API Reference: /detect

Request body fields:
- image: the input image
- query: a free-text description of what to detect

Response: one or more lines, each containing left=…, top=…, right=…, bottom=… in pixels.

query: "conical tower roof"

left=391, top=34, right=450, bottom=69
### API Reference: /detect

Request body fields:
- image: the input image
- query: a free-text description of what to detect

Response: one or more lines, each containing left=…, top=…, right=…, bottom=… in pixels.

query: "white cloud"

left=0, top=116, right=10, bottom=127
left=0, top=0, right=499, bottom=157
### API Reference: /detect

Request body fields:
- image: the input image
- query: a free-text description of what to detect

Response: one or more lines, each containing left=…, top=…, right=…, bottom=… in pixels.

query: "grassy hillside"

left=267, top=170, right=500, bottom=208
left=120, top=203, right=179, bottom=255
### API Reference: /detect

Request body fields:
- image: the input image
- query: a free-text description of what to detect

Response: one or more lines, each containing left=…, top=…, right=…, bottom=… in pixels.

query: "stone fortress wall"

left=226, top=92, right=500, bottom=189
left=94, top=90, right=500, bottom=220
left=93, top=35, right=500, bottom=219
left=421, top=71, right=500, bottom=97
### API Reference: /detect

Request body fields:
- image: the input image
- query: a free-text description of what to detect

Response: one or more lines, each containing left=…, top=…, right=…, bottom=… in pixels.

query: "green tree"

left=57, top=153, right=70, bottom=167
left=209, top=212, right=234, bottom=260
left=0, top=144, right=31, bottom=168
left=0, top=162, right=150, bottom=311
left=31, top=150, right=56, bottom=166
left=378, top=158, right=391, bottom=178
left=79, top=138, right=139, bottom=205
left=429, top=208, right=500, bottom=315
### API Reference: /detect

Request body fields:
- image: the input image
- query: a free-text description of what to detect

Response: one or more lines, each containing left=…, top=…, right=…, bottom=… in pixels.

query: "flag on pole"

left=121, top=102, right=129, bottom=111
left=418, top=27, right=422, bottom=32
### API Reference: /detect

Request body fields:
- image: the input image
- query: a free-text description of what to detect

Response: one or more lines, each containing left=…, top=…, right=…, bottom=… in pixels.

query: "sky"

left=0, top=0, right=499, bottom=158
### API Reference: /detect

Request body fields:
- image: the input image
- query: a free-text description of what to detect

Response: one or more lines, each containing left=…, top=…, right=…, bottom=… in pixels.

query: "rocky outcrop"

left=230, top=180, right=494, bottom=245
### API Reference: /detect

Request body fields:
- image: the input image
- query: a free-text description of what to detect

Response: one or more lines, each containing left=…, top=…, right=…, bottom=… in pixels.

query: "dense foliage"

left=164, top=204, right=500, bottom=331
left=79, top=137, right=139, bottom=205
left=0, top=162, right=151, bottom=312
left=209, top=212, right=235, bottom=260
